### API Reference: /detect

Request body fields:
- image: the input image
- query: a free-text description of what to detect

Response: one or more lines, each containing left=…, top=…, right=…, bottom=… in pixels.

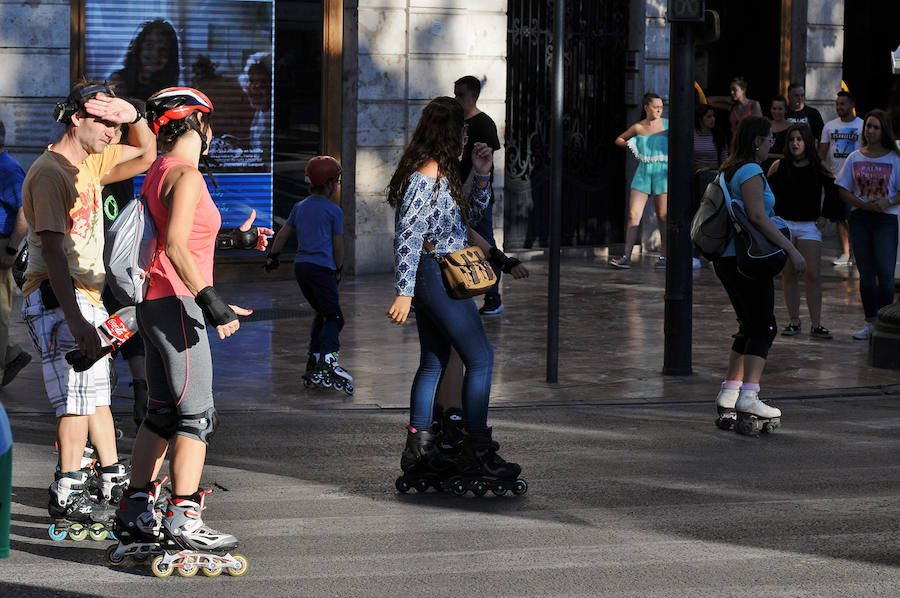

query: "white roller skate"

left=106, top=478, right=167, bottom=566
left=714, top=388, right=740, bottom=430
left=149, top=490, right=248, bottom=578
left=734, top=389, right=781, bottom=436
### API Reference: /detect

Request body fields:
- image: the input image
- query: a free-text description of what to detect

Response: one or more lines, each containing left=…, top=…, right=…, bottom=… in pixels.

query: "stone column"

left=343, top=0, right=508, bottom=275
left=804, top=0, right=844, bottom=122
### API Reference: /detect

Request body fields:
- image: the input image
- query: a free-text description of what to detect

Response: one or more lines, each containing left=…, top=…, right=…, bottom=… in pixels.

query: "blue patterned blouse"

left=393, top=171, right=490, bottom=296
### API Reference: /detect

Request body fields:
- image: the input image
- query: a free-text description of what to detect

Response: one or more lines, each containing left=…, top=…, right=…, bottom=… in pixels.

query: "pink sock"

left=741, top=383, right=760, bottom=391
left=722, top=380, right=742, bottom=390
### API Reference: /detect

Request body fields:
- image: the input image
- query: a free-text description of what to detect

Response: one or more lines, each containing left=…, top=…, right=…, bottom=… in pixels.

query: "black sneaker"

left=781, top=322, right=801, bottom=336
left=810, top=325, right=833, bottom=339
left=2, top=351, right=32, bottom=386
left=479, top=297, right=503, bottom=315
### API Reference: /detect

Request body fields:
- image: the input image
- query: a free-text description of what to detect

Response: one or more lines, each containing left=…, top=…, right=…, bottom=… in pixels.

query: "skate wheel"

left=449, top=477, right=467, bottom=496
left=472, top=481, right=487, bottom=496
left=177, top=558, right=199, bottom=577
left=414, top=479, right=430, bottom=493
left=132, top=554, right=149, bottom=564
left=334, top=380, right=344, bottom=391
left=715, top=416, right=734, bottom=430
left=115, top=427, right=124, bottom=440
left=68, top=524, right=89, bottom=541
left=735, top=420, right=755, bottom=436
left=151, top=555, right=174, bottom=578
left=395, top=476, right=411, bottom=493
left=106, top=544, right=125, bottom=565
left=344, top=384, right=354, bottom=396
left=491, top=486, right=508, bottom=496
left=48, top=524, right=67, bottom=542
left=512, top=479, right=528, bottom=495
left=89, top=522, right=108, bottom=541
left=227, top=554, right=249, bottom=577
left=201, top=563, right=223, bottom=577
left=322, top=378, right=333, bottom=388
left=303, top=377, right=313, bottom=388
left=107, top=529, right=117, bottom=541
left=763, top=422, right=779, bottom=434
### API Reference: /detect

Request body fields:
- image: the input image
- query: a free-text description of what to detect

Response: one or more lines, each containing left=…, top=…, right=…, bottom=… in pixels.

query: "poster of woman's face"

left=84, top=0, right=275, bottom=227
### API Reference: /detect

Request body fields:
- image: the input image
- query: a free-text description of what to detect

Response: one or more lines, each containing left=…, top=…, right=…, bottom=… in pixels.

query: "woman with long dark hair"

left=836, top=109, right=900, bottom=340
left=712, top=116, right=806, bottom=436
left=708, top=76, right=763, bottom=140
left=767, top=123, right=838, bottom=339
left=109, top=19, right=180, bottom=101
left=109, top=87, right=270, bottom=575
left=386, top=96, right=525, bottom=496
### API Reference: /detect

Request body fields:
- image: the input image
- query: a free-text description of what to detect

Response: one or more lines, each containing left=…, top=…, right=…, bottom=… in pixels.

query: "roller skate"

left=714, top=387, right=740, bottom=430
left=301, top=352, right=323, bottom=388
left=147, top=490, right=248, bottom=578
left=48, top=470, right=117, bottom=541
left=435, top=407, right=466, bottom=456
left=320, top=352, right=354, bottom=396
left=106, top=478, right=168, bottom=567
left=85, top=461, right=130, bottom=506
left=442, top=428, right=527, bottom=497
left=395, top=426, right=458, bottom=494
left=734, top=389, right=782, bottom=436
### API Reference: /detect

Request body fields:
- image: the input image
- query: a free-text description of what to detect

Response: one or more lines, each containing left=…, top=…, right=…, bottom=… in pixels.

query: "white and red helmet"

left=146, top=87, right=213, bottom=134
left=305, top=156, right=342, bottom=186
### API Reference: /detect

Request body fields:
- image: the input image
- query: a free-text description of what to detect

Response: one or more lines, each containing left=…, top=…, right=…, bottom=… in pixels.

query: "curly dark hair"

left=118, top=20, right=180, bottom=100
left=386, top=96, right=466, bottom=211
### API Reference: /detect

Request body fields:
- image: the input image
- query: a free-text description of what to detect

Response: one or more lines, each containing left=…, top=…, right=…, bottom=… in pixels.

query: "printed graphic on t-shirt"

left=69, top=186, right=101, bottom=239
left=830, top=127, right=861, bottom=159
left=853, top=161, right=893, bottom=199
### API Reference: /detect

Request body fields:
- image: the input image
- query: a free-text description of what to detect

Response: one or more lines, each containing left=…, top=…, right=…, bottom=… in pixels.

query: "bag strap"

left=719, top=173, right=740, bottom=219
left=422, top=238, right=436, bottom=253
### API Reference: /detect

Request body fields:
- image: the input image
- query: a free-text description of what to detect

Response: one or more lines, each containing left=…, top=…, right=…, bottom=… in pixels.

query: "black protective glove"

left=264, top=252, right=281, bottom=272
left=195, top=286, right=237, bottom=326
left=334, top=266, right=343, bottom=284
left=488, top=247, right=521, bottom=274
left=216, top=226, right=260, bottom=250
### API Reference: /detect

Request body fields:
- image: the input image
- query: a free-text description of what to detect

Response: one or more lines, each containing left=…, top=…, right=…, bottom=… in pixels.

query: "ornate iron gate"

left=505, top=0, right=629, bottom=248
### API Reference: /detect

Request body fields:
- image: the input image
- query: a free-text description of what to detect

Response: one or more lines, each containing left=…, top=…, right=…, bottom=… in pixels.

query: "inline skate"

left=442, top=428, right=527, bottom=497
left=106, top=478, right=170, bottom=567
left=301, top=352, right=323, bottom=388
left=304, top=352, right=354, bottom=395
left=145, top=490, right=247, bottom=578
left=48, top=470, right=117, bottom=541
left=84, top=461, right=130, bottom=507
left=434, top=407, right=465, bottom=456
left=714, top=387, right=740, bottom=430
left=734, top=389, right=781, bottom=436
left=395, top=426, right=458, bottom=494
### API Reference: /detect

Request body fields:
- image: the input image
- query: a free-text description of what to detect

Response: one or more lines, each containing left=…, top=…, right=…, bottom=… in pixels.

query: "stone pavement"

left=1, top=251, right=899, bottom=596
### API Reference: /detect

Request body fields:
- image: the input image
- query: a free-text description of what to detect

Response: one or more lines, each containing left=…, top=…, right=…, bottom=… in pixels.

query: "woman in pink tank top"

left=110, top=87, right=271, bottom=573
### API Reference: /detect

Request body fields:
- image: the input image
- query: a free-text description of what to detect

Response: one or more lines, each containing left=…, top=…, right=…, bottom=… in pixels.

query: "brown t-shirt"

left=22, top=145, right=123, bottom=306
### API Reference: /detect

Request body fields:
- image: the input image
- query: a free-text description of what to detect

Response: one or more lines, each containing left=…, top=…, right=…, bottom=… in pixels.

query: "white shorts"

left=783, top=219, right=822, bottom=243
left=22, top=288, right=111, bottom=417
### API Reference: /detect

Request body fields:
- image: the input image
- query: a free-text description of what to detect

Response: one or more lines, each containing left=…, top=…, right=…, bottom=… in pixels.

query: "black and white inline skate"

left=303, top=351, right=354, bottom=395
left=442, top=428, right=527, bottom=497
left=48, top=470, right=117, bottom=541
left=434, top=407, right=466, bottom=456
left=734, top=389, right=782, bottom=436
left=714, top=387, right=740, bottom=430
left=395, top=426, right=458, bottom=493
left=106, top=477, right=174, bottom=567
left=147, top=490, right=248, bottom=578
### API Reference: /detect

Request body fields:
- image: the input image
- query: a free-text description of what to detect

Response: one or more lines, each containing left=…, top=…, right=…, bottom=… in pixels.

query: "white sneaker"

left=832, top=254, right=852, bottom=266
left=735, top=389, right=781, bottom=419
left=852, top=323, right=874, bottom=340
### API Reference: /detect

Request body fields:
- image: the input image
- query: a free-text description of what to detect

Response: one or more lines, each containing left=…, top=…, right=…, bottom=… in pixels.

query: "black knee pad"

left=176, top=407, right=219, bottom=445
left=323, top=311, right=345, bottom=332
left=143, top=405, right=178, bottom=440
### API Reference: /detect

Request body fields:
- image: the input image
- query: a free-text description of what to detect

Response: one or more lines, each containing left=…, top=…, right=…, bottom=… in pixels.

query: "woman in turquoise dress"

left=612, top=92, right=669, bottom=269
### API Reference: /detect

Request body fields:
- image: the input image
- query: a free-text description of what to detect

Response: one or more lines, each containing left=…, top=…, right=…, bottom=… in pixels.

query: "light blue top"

left=722, top=162, right=775, bottom=258
left=285, top=195, right=344, bottom=270
left=626, top=118, right=669, bottom=163
left=393, top=172, right=490, bottom=296
left=0, top=402, right=10, bottom=456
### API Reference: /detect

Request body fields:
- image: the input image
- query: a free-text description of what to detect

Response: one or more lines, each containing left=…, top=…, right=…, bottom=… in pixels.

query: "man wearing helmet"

left=20, top=79, right=156, bottom=525
left=265, top=156, right=353, bottom=391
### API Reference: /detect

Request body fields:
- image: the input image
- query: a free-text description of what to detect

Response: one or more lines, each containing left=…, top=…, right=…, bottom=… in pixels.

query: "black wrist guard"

left=264, top=252, right=281, bottom=272
left=335, top=266, right=343, bottom=284
left=195, top=286, right=237, bottom=326
left=488, top=247, right=521, bottom=274
left=216, top=226, right=259, bottom=250
left=127, top=98, right=145, bottom=124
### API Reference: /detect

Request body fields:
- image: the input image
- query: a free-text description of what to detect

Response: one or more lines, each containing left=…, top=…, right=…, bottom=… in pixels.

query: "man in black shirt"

left=786, top=82, right=825, bottom=144
left=454, top=75, right=504, bottom=314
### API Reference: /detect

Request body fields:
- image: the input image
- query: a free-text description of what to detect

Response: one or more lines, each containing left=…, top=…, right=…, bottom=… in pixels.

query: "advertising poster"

left=84, top=0, right=274, bottom=229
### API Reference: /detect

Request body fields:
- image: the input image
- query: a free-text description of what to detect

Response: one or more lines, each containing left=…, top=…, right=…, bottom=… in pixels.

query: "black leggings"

left=713, top=257, right=777, bottom=359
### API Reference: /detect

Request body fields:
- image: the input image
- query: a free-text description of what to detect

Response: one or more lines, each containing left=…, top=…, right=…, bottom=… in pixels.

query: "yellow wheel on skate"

left=89, top=522, right=108, bottom=541
left=177, top=556, right=199, bottom=577
left=226, top=554, right=249, bottom=577
left=106, top=544, right=125, bottom=566
left=201, top=563, right=223, bottom=577
left=151, top=555, right=174, bottom=578
left=68, top=524, right=89, bottom=541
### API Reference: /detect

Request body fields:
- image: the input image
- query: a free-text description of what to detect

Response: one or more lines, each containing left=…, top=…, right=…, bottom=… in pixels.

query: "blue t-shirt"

left=722, top=162, right=775, bottom=257
left=285, top=195, right=343, bottom=270
left=0, top=151, right=25, bottom=237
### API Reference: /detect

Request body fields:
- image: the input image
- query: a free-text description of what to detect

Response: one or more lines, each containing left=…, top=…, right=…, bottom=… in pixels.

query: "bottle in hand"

left=65, top=306, right=137, bottom=372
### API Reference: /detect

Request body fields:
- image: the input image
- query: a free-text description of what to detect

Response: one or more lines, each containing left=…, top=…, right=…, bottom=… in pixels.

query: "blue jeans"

left=473, top=201, right=501, bottom=303
left=295, top=262, right=342, bottom=354
left=848, top=210, right=898, bottom=320
left=409, top=256, right=493, bottom=431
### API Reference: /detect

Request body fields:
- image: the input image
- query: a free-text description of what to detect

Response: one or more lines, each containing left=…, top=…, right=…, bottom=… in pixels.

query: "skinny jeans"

left=848, top=210, right=898, bottom=319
